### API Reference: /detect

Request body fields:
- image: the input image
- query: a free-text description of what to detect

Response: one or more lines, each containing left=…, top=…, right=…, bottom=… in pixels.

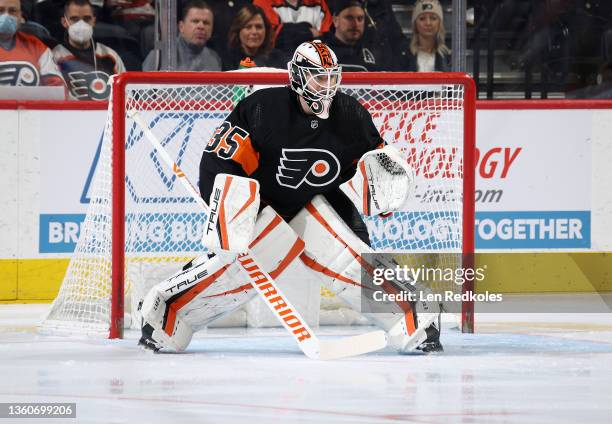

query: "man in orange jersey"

left=139, top=41, right=443, bottom=356
left=0, top=0, right=66, bottom=92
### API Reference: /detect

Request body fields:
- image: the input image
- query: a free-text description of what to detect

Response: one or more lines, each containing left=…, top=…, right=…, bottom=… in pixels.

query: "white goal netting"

left=41, top=72, right=474, bottom=337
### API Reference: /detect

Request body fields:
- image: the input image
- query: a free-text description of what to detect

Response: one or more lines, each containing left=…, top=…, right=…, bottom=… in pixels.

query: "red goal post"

left=43, top=71, right=475, bottom=339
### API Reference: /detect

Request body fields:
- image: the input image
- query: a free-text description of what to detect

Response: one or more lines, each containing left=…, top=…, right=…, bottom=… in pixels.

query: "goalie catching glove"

left=202, top=173, right=260, bottom=254
left=340, top=145, right=414, bottom=216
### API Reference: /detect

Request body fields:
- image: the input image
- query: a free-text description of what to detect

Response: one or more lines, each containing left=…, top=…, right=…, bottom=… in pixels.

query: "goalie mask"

left=288, top=41, right=342, bottom=119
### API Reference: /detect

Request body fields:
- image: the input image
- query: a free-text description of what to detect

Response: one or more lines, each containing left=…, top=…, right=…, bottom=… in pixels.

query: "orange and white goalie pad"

left=339, top=146, right=414, bottom=216
left=140, top=206, right=305, bottom=352
left=289, top=195, right=439, bottom=353
left=202, top=173, right=260, bottom=253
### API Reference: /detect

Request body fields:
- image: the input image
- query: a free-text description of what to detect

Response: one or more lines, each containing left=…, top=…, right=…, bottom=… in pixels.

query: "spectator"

left=208, top=0, right=250, bottom=52
left=103, top=0, right=154, bottom=40
left=253, top=0, right=333, bottom=54
left=567, top=60, right=612, bottom=99
left=142, top=0, right=221, bottom=71
left=223, top=4, right=282, bottom=70
left=323, top=0, right=390, bottom=71
left=0, top=0, right=66, bottom=91
left=362, top=0, right=408, bottom=57
left=53, top=0, right=126, bottom=101
left=396, top=0, right=450, bottom=72
left=595, top=60, right=612, bottom=98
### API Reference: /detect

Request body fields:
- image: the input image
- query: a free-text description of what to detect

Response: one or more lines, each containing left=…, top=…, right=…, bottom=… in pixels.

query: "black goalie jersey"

left=199, top=86, right=383, bottom=222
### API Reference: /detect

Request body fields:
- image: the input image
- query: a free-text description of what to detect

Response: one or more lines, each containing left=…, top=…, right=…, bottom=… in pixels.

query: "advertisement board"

left=32, top=107, right=593, bottom=254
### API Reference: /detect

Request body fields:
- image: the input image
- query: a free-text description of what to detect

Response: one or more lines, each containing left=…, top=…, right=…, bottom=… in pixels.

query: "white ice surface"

left=1, top=302, right=612, bottom=424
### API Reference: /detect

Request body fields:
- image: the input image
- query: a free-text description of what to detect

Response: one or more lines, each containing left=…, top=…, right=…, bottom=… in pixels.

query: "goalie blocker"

left=202, top=173, right=260, bottom=254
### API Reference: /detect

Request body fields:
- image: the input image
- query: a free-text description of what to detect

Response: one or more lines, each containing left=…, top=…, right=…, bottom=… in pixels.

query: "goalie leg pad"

left=290, top=195, right=440, bottom=353
left=140, top=206, right=304, bottom=352
left=139, top=253, right=243, bottom=352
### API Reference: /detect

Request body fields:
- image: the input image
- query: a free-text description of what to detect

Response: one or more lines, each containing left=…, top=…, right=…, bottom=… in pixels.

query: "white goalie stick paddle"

left=129, top=111, right=387, bottom=360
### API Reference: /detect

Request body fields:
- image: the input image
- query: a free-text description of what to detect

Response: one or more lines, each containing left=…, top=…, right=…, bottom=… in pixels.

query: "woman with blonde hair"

left=396, top=0, right=450, bottom=72
left=222, top=4, right=280, bottom=70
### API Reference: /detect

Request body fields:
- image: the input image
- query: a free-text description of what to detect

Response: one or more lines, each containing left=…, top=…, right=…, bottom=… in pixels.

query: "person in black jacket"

left=323, top=0, right=392, bottom=71
left=396, top=0, right=450, bottom=72
left=363, top=0, right=408, bottom=61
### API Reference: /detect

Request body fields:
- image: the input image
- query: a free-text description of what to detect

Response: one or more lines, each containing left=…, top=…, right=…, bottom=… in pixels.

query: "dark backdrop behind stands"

left=469, top=0, right=612, bottom=99
left=20, top=21, right=59, bottom=49
left=33, top=0, right=68, bottom=43
left=23, top=0, right=612, bottom=98
left=94, top=23, right=143, bottom=71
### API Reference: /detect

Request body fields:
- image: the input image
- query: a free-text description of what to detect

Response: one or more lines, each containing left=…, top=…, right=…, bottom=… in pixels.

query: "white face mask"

left=67, top=19, right=93, bottom=44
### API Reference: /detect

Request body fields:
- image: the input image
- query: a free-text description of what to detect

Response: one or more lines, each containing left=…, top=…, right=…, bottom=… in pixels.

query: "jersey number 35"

left=205, top=121, right=250, bottom=160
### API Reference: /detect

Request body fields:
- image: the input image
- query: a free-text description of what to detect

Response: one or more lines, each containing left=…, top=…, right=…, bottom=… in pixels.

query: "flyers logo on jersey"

left=68, top=71, right=111, bottom=100
left=276, top=148, right=340, bottom=189
left=0, top=61, right=40, bottom=86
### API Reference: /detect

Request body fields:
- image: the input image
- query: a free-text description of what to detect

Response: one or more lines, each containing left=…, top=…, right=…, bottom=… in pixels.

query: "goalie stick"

left=129, top=111, right=387, bottom=360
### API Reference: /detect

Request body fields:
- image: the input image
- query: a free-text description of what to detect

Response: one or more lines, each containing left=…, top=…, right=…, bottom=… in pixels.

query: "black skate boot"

left=138, top=322, right=161, bottom=352
left=416, top=321, right=443, bottom=353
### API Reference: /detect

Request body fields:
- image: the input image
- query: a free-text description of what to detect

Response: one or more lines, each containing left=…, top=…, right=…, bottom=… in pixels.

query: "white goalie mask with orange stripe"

left=288, top=41, right=342, bottom=119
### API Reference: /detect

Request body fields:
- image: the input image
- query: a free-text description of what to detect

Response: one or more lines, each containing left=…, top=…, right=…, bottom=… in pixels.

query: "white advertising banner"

left=472, top=110, right=591, bottom=249
left=7, top=106, right=598, bottom=257
left=37, top=110, right=106, bottom=254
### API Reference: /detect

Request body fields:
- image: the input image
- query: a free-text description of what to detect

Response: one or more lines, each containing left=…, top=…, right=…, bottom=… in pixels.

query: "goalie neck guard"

left=288, top=41, right=342, bottom=119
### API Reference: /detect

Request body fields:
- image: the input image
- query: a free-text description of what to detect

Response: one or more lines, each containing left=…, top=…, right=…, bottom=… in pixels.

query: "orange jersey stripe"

left=230, top=133, right=260, bottom=176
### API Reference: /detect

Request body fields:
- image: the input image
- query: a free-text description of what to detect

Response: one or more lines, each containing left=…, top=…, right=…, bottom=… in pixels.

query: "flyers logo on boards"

left=276, top=148, right=340, bottom=189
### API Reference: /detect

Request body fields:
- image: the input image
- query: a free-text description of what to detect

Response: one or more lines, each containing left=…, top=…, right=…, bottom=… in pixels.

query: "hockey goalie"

left=138, top=40, right=443, bottom=355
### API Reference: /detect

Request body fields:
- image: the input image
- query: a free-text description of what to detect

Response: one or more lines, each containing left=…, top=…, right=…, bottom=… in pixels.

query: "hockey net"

left=41, top=72, right=475, bottom=338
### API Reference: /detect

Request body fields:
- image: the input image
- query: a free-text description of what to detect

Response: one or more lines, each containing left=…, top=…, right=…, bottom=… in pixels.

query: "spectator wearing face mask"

left=0, top=0, right=66, bottom=91
left=53, top=0, right=126, bottom=101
